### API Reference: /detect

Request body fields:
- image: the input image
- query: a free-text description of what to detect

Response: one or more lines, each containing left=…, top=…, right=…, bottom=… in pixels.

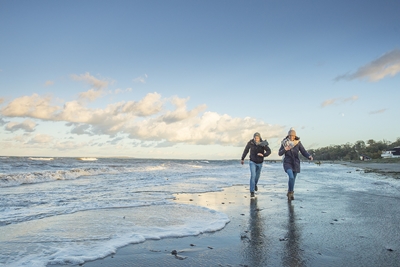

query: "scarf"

left=281, top=137, right=299, bottom=150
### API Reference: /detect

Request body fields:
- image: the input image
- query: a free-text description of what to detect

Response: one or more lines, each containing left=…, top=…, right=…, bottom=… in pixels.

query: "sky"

left=0, top=0, right=399, bottom=159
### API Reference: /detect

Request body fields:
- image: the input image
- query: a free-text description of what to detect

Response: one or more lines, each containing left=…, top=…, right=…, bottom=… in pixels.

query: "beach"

left=73, top=166, right=399, bottom=267
left=1, top=158, right=399, bottom=266
left=341, top=161, right=400, bottom=178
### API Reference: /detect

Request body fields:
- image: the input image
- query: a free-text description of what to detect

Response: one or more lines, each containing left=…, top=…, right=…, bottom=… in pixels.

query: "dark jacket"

left=241, top=139, right=271, bottom=164
left=278, top=136, right=310, bottom=173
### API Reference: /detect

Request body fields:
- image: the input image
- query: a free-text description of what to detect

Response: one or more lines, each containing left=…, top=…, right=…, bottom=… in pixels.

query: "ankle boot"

left=286, top=191, right=292, bottom=201
left=291, top=191, right=295, bottom=200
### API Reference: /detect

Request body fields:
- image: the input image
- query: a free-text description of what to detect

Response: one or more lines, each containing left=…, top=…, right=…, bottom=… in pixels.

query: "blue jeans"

left=286, top=169, right=298, bottom=192
left=249, top=161, right=263, bottom=192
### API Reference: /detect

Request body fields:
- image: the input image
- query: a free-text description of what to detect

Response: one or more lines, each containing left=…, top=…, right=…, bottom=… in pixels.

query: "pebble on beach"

left=175, top=255, right=187, bottom=260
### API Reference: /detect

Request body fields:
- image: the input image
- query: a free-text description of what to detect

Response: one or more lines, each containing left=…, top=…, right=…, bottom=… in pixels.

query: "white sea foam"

left=0, top=167, right=117, bottom=187
left=0, top=204, right=229, bottom=267
left=0, top=164, right=172, bottom=188
left=28, top=157, right=54, bottom=161
left=78, top=157, right=98, bottom=161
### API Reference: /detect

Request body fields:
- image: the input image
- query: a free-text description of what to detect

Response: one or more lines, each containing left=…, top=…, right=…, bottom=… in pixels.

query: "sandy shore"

left=60, top=173, right=400, bottom=267
left=341, top=161, right=400, bottom=178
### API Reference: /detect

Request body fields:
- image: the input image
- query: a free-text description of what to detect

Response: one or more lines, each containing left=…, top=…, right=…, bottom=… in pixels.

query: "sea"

left=0, top=157, right=399, bottom=267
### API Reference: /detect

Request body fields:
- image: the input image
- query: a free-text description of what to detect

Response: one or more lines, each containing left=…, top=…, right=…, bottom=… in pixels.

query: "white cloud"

left=126, top=111, right=284, bottom=146
left=0, top=98, right=5, bottom=105
left=53, top=140, right=86, bottom=150
left=28, top=134, right=53, bottom=144
left=5, top=119, right=37, bottom=132
left=4, top=134, right=30, bottom=143
left=71, top=72, right=109, bottom=89
left=160, top=96, right=207, bottom=124
left=44, top=80, right=54, bottom=86
left=335, top=49, right=400, bottom=82
left=71, top=72, right=110, bottom=102
left=1, top=91, right=285, bottom=147
left=369, top=109, right=387, bottom=115
left=133, top=74, right=148, bottom=83
left=1, top=94, right=60, bottom=119
left=321, top=95, right=358, bottom=107
left=119, top=92, right=163, bottom=117
left=79, top=88, right=104, bottom=102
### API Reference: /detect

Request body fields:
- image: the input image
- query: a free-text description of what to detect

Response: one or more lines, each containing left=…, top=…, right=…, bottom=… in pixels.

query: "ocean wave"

left=29, top=157, right=54, bottom=161
left=187, top=164, right=203, bottom=169
left=0, top=167, right=117, bottom=187
left=141, top=165, right=167, bottom=171
left=0, top=163, right=175, bottom=187
left=78, top=157, right=98, bottom=161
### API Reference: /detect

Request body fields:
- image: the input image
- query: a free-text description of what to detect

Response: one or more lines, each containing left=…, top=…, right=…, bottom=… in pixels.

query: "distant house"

left=381, top=146, right=400, bottom=158
left=360, top=155, right=371, bottom=161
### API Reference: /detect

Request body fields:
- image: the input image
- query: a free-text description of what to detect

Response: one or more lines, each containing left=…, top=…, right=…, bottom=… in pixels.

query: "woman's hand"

left=284, top=146, right=291, bottom=151
left=257, top=153, right=264, bottom=157
left=309, top=155, right=313, bottom=161
left=241, top=160, right=244, bottom=165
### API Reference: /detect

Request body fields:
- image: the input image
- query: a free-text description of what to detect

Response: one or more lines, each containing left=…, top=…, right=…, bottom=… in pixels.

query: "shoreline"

left=339, top=161, right=400, bottom=178
left=54, top=169, right=400, bottom=267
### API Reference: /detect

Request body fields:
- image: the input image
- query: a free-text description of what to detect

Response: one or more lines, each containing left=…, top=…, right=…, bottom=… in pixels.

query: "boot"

left=287, top=191, right=294, bottom=201
left=291, top=191, right=295, bottom=200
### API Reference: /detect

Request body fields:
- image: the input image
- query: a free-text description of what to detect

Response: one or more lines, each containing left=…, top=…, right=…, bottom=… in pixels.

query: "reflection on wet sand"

left=242, top=197, right=269, bottom=266
left=282, top=202, right=305, bottom=267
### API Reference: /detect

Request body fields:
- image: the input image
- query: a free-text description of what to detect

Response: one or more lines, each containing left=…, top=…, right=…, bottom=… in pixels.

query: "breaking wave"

left=0, top=165, right=169, bottom=187
left=29, top=157, right=54, bottom=161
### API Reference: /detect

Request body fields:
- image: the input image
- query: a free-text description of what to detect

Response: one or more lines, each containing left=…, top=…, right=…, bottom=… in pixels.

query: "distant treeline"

left=307, top=138, right=400, bottom=161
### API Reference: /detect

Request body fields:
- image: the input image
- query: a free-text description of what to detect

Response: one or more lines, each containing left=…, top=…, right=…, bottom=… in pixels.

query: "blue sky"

left=1, top=0, right=399, bottom=159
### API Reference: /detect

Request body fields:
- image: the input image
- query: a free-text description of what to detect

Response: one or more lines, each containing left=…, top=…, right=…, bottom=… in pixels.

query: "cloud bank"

left=335, top=49, right=400, bottom=82
left=1, top=91, right=284, bottom=147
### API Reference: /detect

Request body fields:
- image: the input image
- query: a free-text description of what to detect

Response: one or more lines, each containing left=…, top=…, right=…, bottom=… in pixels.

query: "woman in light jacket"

left=278, top=128, right=313, bottom=201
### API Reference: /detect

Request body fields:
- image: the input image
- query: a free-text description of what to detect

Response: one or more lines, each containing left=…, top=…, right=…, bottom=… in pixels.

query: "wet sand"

left=341, top=161, right=400, bottom=178
left=66, top=177, right=400, bottom=267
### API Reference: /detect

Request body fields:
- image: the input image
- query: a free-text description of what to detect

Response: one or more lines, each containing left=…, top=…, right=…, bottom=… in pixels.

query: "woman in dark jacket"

left=241, top=132, right=271, bottom=197
left=278, top=128, right=313, bottom=201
